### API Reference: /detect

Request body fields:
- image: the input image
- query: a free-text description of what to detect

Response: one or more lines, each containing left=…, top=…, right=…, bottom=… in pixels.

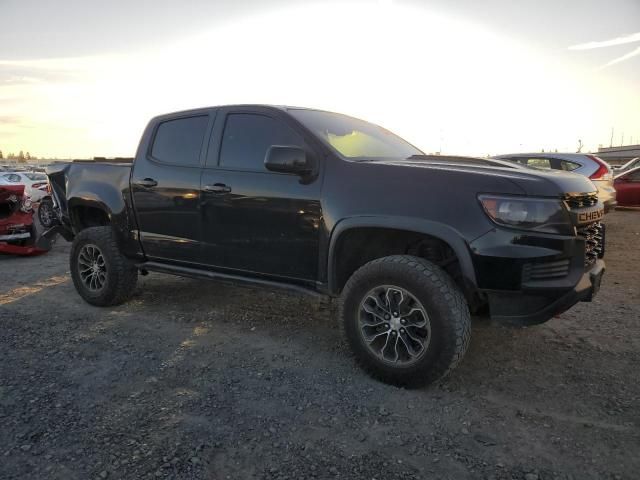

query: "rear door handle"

left=203, top=183, right=232, bottom=194
left=134, top=178, right=158, bottom=188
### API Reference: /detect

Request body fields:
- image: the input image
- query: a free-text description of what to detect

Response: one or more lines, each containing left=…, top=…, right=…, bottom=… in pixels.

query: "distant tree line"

left=0, top=150, right=38, bottom=162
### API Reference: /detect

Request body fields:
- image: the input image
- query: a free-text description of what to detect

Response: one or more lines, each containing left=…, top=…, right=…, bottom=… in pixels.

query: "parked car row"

left=1, top=164, right=31, bottom=173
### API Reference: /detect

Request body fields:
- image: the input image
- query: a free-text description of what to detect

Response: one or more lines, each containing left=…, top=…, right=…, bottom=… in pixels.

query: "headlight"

left=478, top=195, right=573, bottom=235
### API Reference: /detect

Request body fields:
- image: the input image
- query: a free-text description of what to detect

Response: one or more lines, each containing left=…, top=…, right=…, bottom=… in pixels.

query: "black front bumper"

left=486, top=260, right=604, bottom=326
left=470, top=224, right=606, bottom=326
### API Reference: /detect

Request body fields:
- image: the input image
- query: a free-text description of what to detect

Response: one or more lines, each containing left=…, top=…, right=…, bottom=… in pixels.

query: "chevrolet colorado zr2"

left=44, top=105, right=606, bottom=386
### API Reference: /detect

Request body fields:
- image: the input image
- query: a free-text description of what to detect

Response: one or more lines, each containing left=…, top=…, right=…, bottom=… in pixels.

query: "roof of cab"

left=149, top=104, right=334, bottom=122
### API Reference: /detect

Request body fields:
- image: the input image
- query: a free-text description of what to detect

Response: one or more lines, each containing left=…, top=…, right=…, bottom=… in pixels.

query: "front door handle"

left=134, top=178, right=158, bottom=188
left=203, top=183, right=232, bottom=194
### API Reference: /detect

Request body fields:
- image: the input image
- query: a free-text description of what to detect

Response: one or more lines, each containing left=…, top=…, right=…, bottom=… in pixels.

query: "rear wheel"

left=70, top=226, right=138, bottom=306
left=340, top=255, right=470, bottom=387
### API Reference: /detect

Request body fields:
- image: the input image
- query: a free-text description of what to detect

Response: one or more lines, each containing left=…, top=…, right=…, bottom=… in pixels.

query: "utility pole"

left=610, top=128, right=614, bottom=147
left=621, top=132, right=624, bottom=146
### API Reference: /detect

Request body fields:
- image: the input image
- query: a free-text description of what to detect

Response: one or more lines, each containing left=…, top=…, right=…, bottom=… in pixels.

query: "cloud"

left=568, top=32, right=640, bottom=50
left=568, top=31, right=640, bottom=69
left=0, top=56, right=119, bottom=84
left=0, top=56, right=110, bottom=69
left=2, top=2, right=638, bottom=157
left=601, top=45, right=640, bottom=68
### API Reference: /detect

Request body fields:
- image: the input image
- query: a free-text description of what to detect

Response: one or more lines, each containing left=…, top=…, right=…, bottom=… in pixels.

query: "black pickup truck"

left=46, top=105, right=606, bottom=386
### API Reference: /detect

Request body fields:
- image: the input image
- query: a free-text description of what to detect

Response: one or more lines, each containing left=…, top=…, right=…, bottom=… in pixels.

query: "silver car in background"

left=493, top=153, right=617, bottom=212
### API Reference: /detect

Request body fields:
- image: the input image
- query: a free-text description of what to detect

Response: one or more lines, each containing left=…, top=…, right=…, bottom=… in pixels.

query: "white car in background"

left=1, top=171, right=49, bottom=202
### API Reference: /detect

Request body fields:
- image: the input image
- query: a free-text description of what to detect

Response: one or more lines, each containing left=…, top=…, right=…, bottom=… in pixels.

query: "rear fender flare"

left=67, top=189, right=129, bottom=250
left=68, top=197, right=114, bottom=231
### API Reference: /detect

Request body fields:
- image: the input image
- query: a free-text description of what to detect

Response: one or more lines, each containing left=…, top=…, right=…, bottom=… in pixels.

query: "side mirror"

left=265, top=146, right=312, bottom=175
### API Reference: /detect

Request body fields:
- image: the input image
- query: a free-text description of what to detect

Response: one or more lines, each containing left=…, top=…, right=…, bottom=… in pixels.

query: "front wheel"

left=70, top=226, right=138, bottom=306
left=339, top=255, right=471, bottom=387
left=38, top=197, right=56, bottom=228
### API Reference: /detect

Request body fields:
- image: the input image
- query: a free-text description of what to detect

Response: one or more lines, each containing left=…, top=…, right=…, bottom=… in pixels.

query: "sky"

left=1, top=0, right=639, bottom=159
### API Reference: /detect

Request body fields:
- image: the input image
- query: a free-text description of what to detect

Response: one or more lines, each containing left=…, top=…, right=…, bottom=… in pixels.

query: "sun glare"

left=1, top=2, right=638, bottom=158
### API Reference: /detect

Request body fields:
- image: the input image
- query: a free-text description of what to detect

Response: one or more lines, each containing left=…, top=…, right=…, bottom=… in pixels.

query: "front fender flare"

left=326, top=216, right=478, bottom=296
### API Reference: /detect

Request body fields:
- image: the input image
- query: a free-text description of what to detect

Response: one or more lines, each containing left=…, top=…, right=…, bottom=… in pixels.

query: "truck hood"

left=370, top=159, right=597, bottom=197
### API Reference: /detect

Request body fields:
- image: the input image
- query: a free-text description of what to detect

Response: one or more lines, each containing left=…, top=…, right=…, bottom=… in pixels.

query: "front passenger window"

left=219, top=114, right=303, bottom=171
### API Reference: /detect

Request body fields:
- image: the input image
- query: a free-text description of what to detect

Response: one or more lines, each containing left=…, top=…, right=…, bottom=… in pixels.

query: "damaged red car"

left=0, top=183, right=48, bottom=256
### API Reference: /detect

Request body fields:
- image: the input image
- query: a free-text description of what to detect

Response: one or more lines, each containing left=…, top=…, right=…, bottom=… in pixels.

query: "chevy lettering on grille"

left=577, top=208, right=604, bottom=224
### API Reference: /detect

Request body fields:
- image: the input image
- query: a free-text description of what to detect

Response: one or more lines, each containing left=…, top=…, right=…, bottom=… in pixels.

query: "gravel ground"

left=1, top=210, right=639, bottom=480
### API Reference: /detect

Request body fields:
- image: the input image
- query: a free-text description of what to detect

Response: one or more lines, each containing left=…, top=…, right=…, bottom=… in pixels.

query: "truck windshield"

left=289, top=109, right=422, bottom=160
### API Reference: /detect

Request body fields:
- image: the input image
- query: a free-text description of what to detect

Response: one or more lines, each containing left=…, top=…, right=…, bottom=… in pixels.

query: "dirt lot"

left=1, top=210, right=639, bottom=480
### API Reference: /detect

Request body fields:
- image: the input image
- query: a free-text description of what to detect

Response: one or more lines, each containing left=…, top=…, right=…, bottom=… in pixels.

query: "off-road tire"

left=339, top=255, right=471, bottom=387
left=70, top=226, right=138, bottom=306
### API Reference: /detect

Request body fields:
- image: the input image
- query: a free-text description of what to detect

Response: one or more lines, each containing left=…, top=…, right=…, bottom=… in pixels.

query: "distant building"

left=596, top=144, right=640, bottom=166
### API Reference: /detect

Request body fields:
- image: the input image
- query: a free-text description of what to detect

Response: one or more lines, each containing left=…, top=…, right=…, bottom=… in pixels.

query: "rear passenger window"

left=525, top=158, right=552, bottom=169
left=151, top=116, right=208, bottom=166
left=219, top=114, right=303, bottom=171
left=560, top=160, right=580, bottom=171
left=509, top=158, right=528, bottom=166
left=25, top=173, right=47, bottom=181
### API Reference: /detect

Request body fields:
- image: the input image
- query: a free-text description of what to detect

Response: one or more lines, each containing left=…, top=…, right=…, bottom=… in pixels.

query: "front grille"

left=522, top=258, right=571, bottom=282
left=577, top=221, right=604, bottom=268
left=564, top=192, right=598, bottom=209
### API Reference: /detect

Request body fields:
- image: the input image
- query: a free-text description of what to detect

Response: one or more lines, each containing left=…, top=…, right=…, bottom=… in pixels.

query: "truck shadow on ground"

left=124, top=273, right=547, bottom=388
